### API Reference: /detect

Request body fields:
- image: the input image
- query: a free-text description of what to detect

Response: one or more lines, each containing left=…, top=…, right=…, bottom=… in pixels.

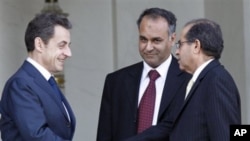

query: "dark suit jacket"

left=0, top=61, right=76, bottom=141
left=170, top=60, right=241, bottom=141
left=97, top=56, right=191, bottom=141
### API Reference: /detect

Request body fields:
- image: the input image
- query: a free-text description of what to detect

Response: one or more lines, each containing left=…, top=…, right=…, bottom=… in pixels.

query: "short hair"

left=24, top=13, right=72, bottom=52
left=184, top=18, right=224, bottom=59
left=137, top=7, right=177, bottom=36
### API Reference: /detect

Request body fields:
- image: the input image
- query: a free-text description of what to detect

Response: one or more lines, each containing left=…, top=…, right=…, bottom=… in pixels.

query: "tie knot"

left=148, top=70, right=160, bottom=81
left=48, top=76, right=57, bottom=86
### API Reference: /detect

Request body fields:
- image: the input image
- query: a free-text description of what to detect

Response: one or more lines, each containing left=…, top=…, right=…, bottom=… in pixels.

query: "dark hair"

left=185, top=18, right=223, bottom=59
left=137, top=7, right=177, bottom=35
left=24, top=13, right=72, bottom=52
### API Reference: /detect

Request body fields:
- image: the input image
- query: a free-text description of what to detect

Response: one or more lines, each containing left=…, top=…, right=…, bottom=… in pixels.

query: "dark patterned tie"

left=137, top=70, right=160, bottom=133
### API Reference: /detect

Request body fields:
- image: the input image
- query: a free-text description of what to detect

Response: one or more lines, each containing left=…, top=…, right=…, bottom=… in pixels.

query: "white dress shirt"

left=138, top=55, right=172, bottom=125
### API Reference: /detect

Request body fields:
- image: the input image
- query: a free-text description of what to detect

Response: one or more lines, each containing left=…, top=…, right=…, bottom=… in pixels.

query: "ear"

left=34, top=37, right=45, bottom=52
left=193, top=39, right=201, bottom=53
left=169, top=32, right=176, bottom=46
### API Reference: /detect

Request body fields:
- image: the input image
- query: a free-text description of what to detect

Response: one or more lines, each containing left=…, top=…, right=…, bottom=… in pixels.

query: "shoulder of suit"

left=110, top=62, right=143, bottom=74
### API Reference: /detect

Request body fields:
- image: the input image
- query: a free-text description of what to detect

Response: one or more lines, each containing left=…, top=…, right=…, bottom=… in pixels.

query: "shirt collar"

left=142, top=55, right=172, bottom=80
left=26, top=57, right=52, bottom=81
left=191, top=59, right=214, bottom=82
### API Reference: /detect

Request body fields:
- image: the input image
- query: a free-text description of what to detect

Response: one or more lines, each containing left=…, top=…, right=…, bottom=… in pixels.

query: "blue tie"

left=48, top=76, right=63, bottom=100
left=48, top=76, right=72, bottom=122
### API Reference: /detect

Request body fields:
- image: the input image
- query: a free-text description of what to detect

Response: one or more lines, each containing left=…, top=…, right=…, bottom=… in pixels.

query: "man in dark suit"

left=0, top=13, right=76, bottom=140
left=172, top=18, right=241, bottom=141
left=97, top=8, right=190, bottom=141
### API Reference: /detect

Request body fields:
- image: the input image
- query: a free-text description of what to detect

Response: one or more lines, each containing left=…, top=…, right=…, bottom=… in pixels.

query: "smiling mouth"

left=58, top=59, right=65, bottom=64
left=145, top=53, right=156, bottom=56
left=145, top=55, right=155, bottom=59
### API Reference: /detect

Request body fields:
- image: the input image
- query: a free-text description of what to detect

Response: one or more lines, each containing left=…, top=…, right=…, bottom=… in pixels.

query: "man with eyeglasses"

left=172, top=18, right=241, bottom=141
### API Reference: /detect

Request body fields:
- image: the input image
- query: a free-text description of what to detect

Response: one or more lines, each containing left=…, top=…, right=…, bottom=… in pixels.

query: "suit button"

left=66, top=123, right=71, bottom=128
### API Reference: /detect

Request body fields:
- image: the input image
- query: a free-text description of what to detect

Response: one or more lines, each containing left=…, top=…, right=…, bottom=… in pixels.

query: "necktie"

left=48, top=76, right=63, bottom=100
left=137, top=70, right=160, bottom=133
left=185, top=79, right=194, bottom=99
left=48, top=76, right=71, bottom=122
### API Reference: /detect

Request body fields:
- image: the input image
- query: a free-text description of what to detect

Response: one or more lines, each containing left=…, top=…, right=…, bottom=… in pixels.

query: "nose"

left=64, top=46, right=72, bottom=57
left=175, top=48, right=179, bottom=56
left=145, top=42, right=153, bottom=51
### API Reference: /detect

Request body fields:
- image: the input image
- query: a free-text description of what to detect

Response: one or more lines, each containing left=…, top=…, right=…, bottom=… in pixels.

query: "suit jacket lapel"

left=22, top=61, right=73, bottom=123
left=61, top=95, right=76, bottom=133
left=184, top=60, right=220, bottom=103
left=125, top=62, right=143, bottom=120
left=158, top=57, right=187, bottom=119
left=175, top=60, right=221, bottom=122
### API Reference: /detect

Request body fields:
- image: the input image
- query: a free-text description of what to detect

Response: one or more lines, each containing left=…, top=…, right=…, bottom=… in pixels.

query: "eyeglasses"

left=175, top=40, right=193, bottom=49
